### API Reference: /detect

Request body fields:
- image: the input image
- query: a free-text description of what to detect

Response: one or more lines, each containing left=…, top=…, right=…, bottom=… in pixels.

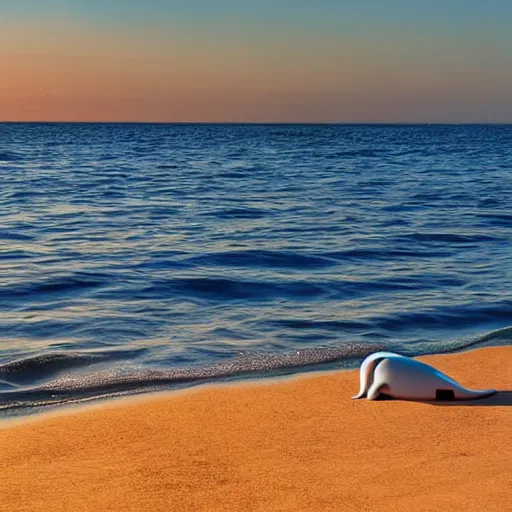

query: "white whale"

left=353, top=351, right=496, bottom=401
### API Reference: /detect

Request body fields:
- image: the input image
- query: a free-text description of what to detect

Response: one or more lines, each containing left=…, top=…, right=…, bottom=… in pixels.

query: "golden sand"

left=1, top=346, right=511, bottom=512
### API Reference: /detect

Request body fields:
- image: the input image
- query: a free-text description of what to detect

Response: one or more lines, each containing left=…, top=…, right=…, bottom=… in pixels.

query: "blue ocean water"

left=1, top=123, right=511, bottom=415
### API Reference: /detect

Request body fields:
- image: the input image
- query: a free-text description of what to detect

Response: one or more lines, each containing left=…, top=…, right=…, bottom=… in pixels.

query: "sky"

left=1, top=1, right=512, bottom=123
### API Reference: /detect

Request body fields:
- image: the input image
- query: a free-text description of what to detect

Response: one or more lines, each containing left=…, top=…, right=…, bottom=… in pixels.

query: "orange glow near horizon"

left=2, top=15, right=512, bottom=123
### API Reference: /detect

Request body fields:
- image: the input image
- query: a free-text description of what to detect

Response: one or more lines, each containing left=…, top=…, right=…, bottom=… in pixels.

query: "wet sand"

left=1, top=346, right=511, bottom=512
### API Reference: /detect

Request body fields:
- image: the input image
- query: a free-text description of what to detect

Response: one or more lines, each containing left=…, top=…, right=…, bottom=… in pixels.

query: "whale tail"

left=352, top=351, right=403, bottom=399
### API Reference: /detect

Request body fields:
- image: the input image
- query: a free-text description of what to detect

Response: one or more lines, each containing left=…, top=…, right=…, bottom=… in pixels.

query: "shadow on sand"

left=424, top=390, right=512, bottom=407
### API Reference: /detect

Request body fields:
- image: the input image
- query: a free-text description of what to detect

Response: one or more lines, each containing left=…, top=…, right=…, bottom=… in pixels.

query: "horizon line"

left=1, top=121, right=512, bottom=126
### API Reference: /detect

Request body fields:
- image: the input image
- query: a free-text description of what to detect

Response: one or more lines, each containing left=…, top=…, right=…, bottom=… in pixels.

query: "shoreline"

left=0, top=364, right=348, bottom=427
left=1, top=346, right=511, bottom=511
left=1, top=335, right=506, bottom=420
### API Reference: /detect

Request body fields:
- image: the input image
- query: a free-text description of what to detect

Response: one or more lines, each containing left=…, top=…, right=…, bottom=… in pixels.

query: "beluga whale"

left=353, top=352, right=496, bottom=401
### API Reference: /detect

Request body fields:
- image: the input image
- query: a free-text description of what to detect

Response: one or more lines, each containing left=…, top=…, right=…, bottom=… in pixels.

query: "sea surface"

left=1, top=123, right=511, bottom=416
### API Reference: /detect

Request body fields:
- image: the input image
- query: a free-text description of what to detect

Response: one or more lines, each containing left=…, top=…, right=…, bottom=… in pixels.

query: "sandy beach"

left=1, top=346, right=510, bottom=512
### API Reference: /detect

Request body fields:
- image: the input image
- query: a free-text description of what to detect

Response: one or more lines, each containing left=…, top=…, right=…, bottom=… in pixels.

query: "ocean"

left=1, top=123, right=511, bottom=415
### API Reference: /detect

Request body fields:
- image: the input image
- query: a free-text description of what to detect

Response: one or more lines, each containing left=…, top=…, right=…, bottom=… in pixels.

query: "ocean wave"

left=200, top=207, right=271, bottom=219
left=0, top=350, right=140, bottom=384
left=186, top=250, right=335, bottom=269
left=323, top=248, right=452, bottom=260
left=0, top=231, right=34, bottom=242
left=85, top=277, right=322, bottom=302
left=0, top=274, right=108, bottom=301
left=395, top=232, right=501, bottom=244
left=0, top=151, right=24, bottom=162
left=374, top=302, right=512, bottom=331
left=0, top=343, right=381, bottom=413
